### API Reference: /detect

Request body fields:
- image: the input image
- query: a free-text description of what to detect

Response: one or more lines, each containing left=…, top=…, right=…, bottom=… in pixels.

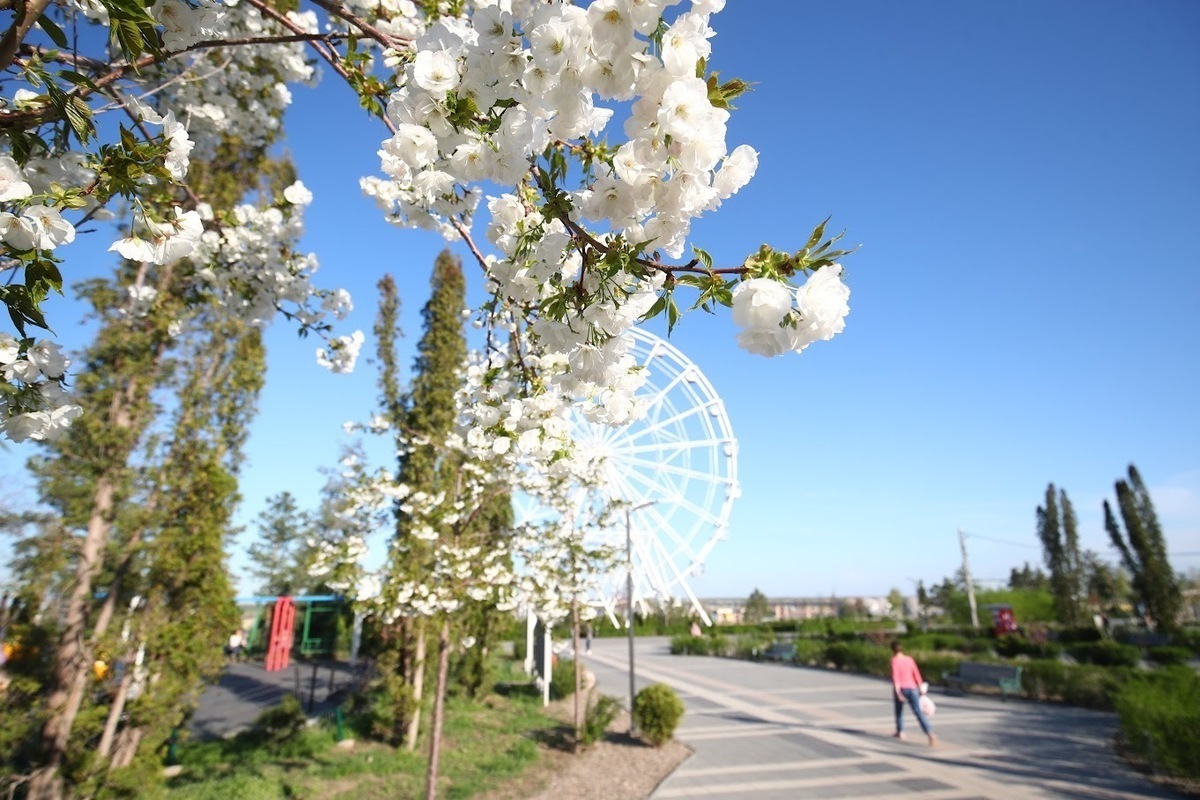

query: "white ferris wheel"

left=570, top=327, right=739, bottom=627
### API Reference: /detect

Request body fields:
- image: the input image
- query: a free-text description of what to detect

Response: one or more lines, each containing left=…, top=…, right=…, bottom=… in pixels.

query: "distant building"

left=701, top=596, right=898, bottom=624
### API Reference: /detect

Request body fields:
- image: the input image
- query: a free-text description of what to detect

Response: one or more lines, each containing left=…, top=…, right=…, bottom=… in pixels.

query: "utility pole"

left=625, top=500, right=657, bottom=735
left=958, top=528, right=980, bottom=630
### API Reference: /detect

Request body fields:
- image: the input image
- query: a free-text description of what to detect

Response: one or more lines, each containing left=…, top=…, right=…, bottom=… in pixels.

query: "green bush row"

left=1114, top=667, right=1200, bottom=779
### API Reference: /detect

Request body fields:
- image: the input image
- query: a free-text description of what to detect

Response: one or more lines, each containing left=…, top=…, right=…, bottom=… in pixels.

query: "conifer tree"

left=16, top=111, right=295, bottom=800
left=1037, top=484, right=1084, bottom=626
left=376, top=251, right=476, bottom=750
left=247, top=491, right=316, bottom=596
left=1104, top=464, right=1181, bottom=632
left=367, top=273, right=417, bottom=745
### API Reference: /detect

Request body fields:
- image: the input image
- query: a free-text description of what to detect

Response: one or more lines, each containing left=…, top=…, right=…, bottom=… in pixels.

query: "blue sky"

left=3, top=1, right=1198, bottom=601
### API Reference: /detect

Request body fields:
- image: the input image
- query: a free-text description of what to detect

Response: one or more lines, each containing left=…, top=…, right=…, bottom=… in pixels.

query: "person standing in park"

left=226, top=629, right=245, bottom=662
left=891, top=640, right=936, bottom=746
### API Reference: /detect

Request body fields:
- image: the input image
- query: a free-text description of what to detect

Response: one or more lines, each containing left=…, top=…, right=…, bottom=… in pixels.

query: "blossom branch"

left=307, top=0, right=412, bottom=52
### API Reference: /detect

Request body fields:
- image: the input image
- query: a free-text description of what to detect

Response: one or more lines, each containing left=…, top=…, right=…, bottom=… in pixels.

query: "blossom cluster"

left=731, top=267, right=852, bottom=357
left=2, top=0, right=854, bottom=448
left=361, top=0, right=775, bottom=403
left=0, top=334, right=82, bottom=442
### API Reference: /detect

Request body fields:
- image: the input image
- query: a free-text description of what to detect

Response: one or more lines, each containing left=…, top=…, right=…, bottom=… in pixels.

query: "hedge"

left=1115, top=667, right=1200, bottom=780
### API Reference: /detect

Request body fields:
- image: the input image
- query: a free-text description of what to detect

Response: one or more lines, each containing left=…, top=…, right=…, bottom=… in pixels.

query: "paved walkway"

left=581, top=636, right=1183, bottom=800
left=189, top=658, right=356, bottom=740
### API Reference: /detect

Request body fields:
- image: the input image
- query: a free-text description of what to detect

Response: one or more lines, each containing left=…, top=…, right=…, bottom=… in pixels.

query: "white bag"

left=918, top=693, right=936, bottom=717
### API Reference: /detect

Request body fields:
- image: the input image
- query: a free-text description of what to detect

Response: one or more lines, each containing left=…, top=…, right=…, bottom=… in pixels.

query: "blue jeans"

left=894, top=687, right=933, bottom=735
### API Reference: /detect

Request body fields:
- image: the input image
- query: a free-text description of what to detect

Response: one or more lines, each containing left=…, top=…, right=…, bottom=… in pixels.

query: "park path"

left=188, top=658, right=355, bottom=741
left=582, top=636, right=1184, bottom=800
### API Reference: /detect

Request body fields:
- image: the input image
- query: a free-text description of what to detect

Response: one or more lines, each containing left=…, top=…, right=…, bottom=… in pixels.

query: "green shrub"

left=249, top=694, right=308, bottom=747
left=903, top=633, right=969, bottom=652
left=670, top=634, right=710, bottom=656
left=550, top=658, right=576, bottom=700
left=916, top=653, right=962, bottom=686
left=1021, top=659, right=1066, bottom=701
left=1019, top=660, right=1122, bottom=709
left=824, top=642, right=889, bottom=675
left=1068, top=641, right=1140, bottom=668
left=1115, top=667, right=1200, bottom=779
left=1061, top=664, right=1123, bottom=710
left=1057, top=626, right=1104, bottom=644
left=792, top=639, right=827, bottom=665
left=1172, top=627, right=1200, bottom=654
left=581, top=692, right=620, bottom=746
left=994, top=634, right=1061, bottom=660
left=966, top=638, right=995, bottom=656
left=512, top=636, right=527, bottom=664
left=707, top=632, right=730, bottom=656
left=633, top=683, right=685, bottom=747
left=1147, top=646, right=1193, bottom=666
left=733, top=632, right=774, bottom=660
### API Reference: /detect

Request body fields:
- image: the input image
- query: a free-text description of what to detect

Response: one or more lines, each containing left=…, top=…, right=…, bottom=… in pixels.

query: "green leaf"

left=38, top=14, right=69, bottom=48
left=666, top=296, right=681, bottom=334
left=59, top=70, right=100, bottom=91
left=692, top=245, right=713, bottom=270
left=26, top=260, right=64, bottom=295
left=805, top=217, right=831, bottom=251
left=65, top=96, right=94, bottom=143
left=640, top=294, right=667, bottom=323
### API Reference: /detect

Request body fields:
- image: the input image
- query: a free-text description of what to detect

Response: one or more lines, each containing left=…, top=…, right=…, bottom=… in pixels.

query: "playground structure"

left=236, top=595, right=343, bottom=670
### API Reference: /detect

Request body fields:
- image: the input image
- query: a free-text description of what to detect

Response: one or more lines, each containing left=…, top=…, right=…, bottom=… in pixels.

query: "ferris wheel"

left=569, top=327, right=739, bottom=626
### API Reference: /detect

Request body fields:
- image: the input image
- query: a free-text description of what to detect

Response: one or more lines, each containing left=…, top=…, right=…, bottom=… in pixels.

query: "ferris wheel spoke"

left=618, top=436, right=737, bottom=459
left=613, top=402, right=715, bottom=444
left=616, top=468, right=729, bottom=530
left=610, top=455, right=736, bottom=489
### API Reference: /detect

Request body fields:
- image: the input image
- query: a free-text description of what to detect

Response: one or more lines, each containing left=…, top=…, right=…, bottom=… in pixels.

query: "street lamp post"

left=625, top=499, right=657, bottom=735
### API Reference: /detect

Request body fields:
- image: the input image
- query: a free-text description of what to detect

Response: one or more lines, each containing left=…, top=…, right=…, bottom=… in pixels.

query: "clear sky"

left=3, top=1, right=1198, bottom=601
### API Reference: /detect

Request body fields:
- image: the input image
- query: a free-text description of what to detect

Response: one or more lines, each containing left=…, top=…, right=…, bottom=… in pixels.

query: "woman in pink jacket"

left=890, top=640, right=936, bottom=746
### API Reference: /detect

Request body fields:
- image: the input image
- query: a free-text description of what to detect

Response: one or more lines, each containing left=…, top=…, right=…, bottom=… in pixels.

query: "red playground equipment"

left=265, top=597, right=296, bottom=671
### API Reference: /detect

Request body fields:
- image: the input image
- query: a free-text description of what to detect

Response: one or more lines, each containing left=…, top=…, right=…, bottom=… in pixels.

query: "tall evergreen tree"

left=247, top=491, right=315, bottom=596
left=16, top=96, right=296, bottom=798
left=376, top=251, right=475, bottom=749
left=1104, top=464, right=1181, bottom=632
left=1037, top=484, right=1084, bottom=626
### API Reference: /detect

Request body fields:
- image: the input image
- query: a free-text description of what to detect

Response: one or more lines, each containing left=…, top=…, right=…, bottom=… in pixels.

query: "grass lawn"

left=157, top=679, right=562, bottom=799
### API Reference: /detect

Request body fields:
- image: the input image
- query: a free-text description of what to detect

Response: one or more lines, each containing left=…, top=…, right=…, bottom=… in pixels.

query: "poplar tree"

left=374, top=251, right=480, bottom=749
left=368, top=273, right=417, bottom=746
left=14, top=113, right=295, bottom=800
left=1104, top=464, right=1181, bottom=633
left=1037, top=484, right=1084, bottom=626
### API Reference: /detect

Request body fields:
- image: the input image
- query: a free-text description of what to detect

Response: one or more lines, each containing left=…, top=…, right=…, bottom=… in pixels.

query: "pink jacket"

left=891, top=653, right=923, bottom=690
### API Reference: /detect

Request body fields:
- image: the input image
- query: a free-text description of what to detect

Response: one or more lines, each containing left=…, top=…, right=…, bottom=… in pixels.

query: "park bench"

left=760, top=642, right=796, bottom=662
left=941, top=662, right=1023, bottom=701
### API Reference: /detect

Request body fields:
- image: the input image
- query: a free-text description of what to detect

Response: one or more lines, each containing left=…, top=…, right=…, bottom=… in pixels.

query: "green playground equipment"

left=237, top=595, right=343, bottom=659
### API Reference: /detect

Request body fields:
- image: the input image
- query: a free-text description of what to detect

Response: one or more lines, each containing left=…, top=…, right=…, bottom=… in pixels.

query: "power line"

left=963, top=532, right=1039, bottom=550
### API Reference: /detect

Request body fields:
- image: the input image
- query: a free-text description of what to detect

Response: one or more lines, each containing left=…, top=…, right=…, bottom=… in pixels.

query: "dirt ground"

left=476, top=701, right=691, bottom=800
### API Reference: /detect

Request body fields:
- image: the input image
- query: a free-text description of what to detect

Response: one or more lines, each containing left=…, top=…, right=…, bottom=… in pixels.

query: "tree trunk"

left=96, top=667, right=134, bottom=759
left=404, top=618, right=427, bottom=751
left=423, top=619, right=451, bottom=800
left=28, top=476, right=118, bottom=800
left=109, top=726, right=144, bottom=769
left=572, top=599, right=582, bottom=751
